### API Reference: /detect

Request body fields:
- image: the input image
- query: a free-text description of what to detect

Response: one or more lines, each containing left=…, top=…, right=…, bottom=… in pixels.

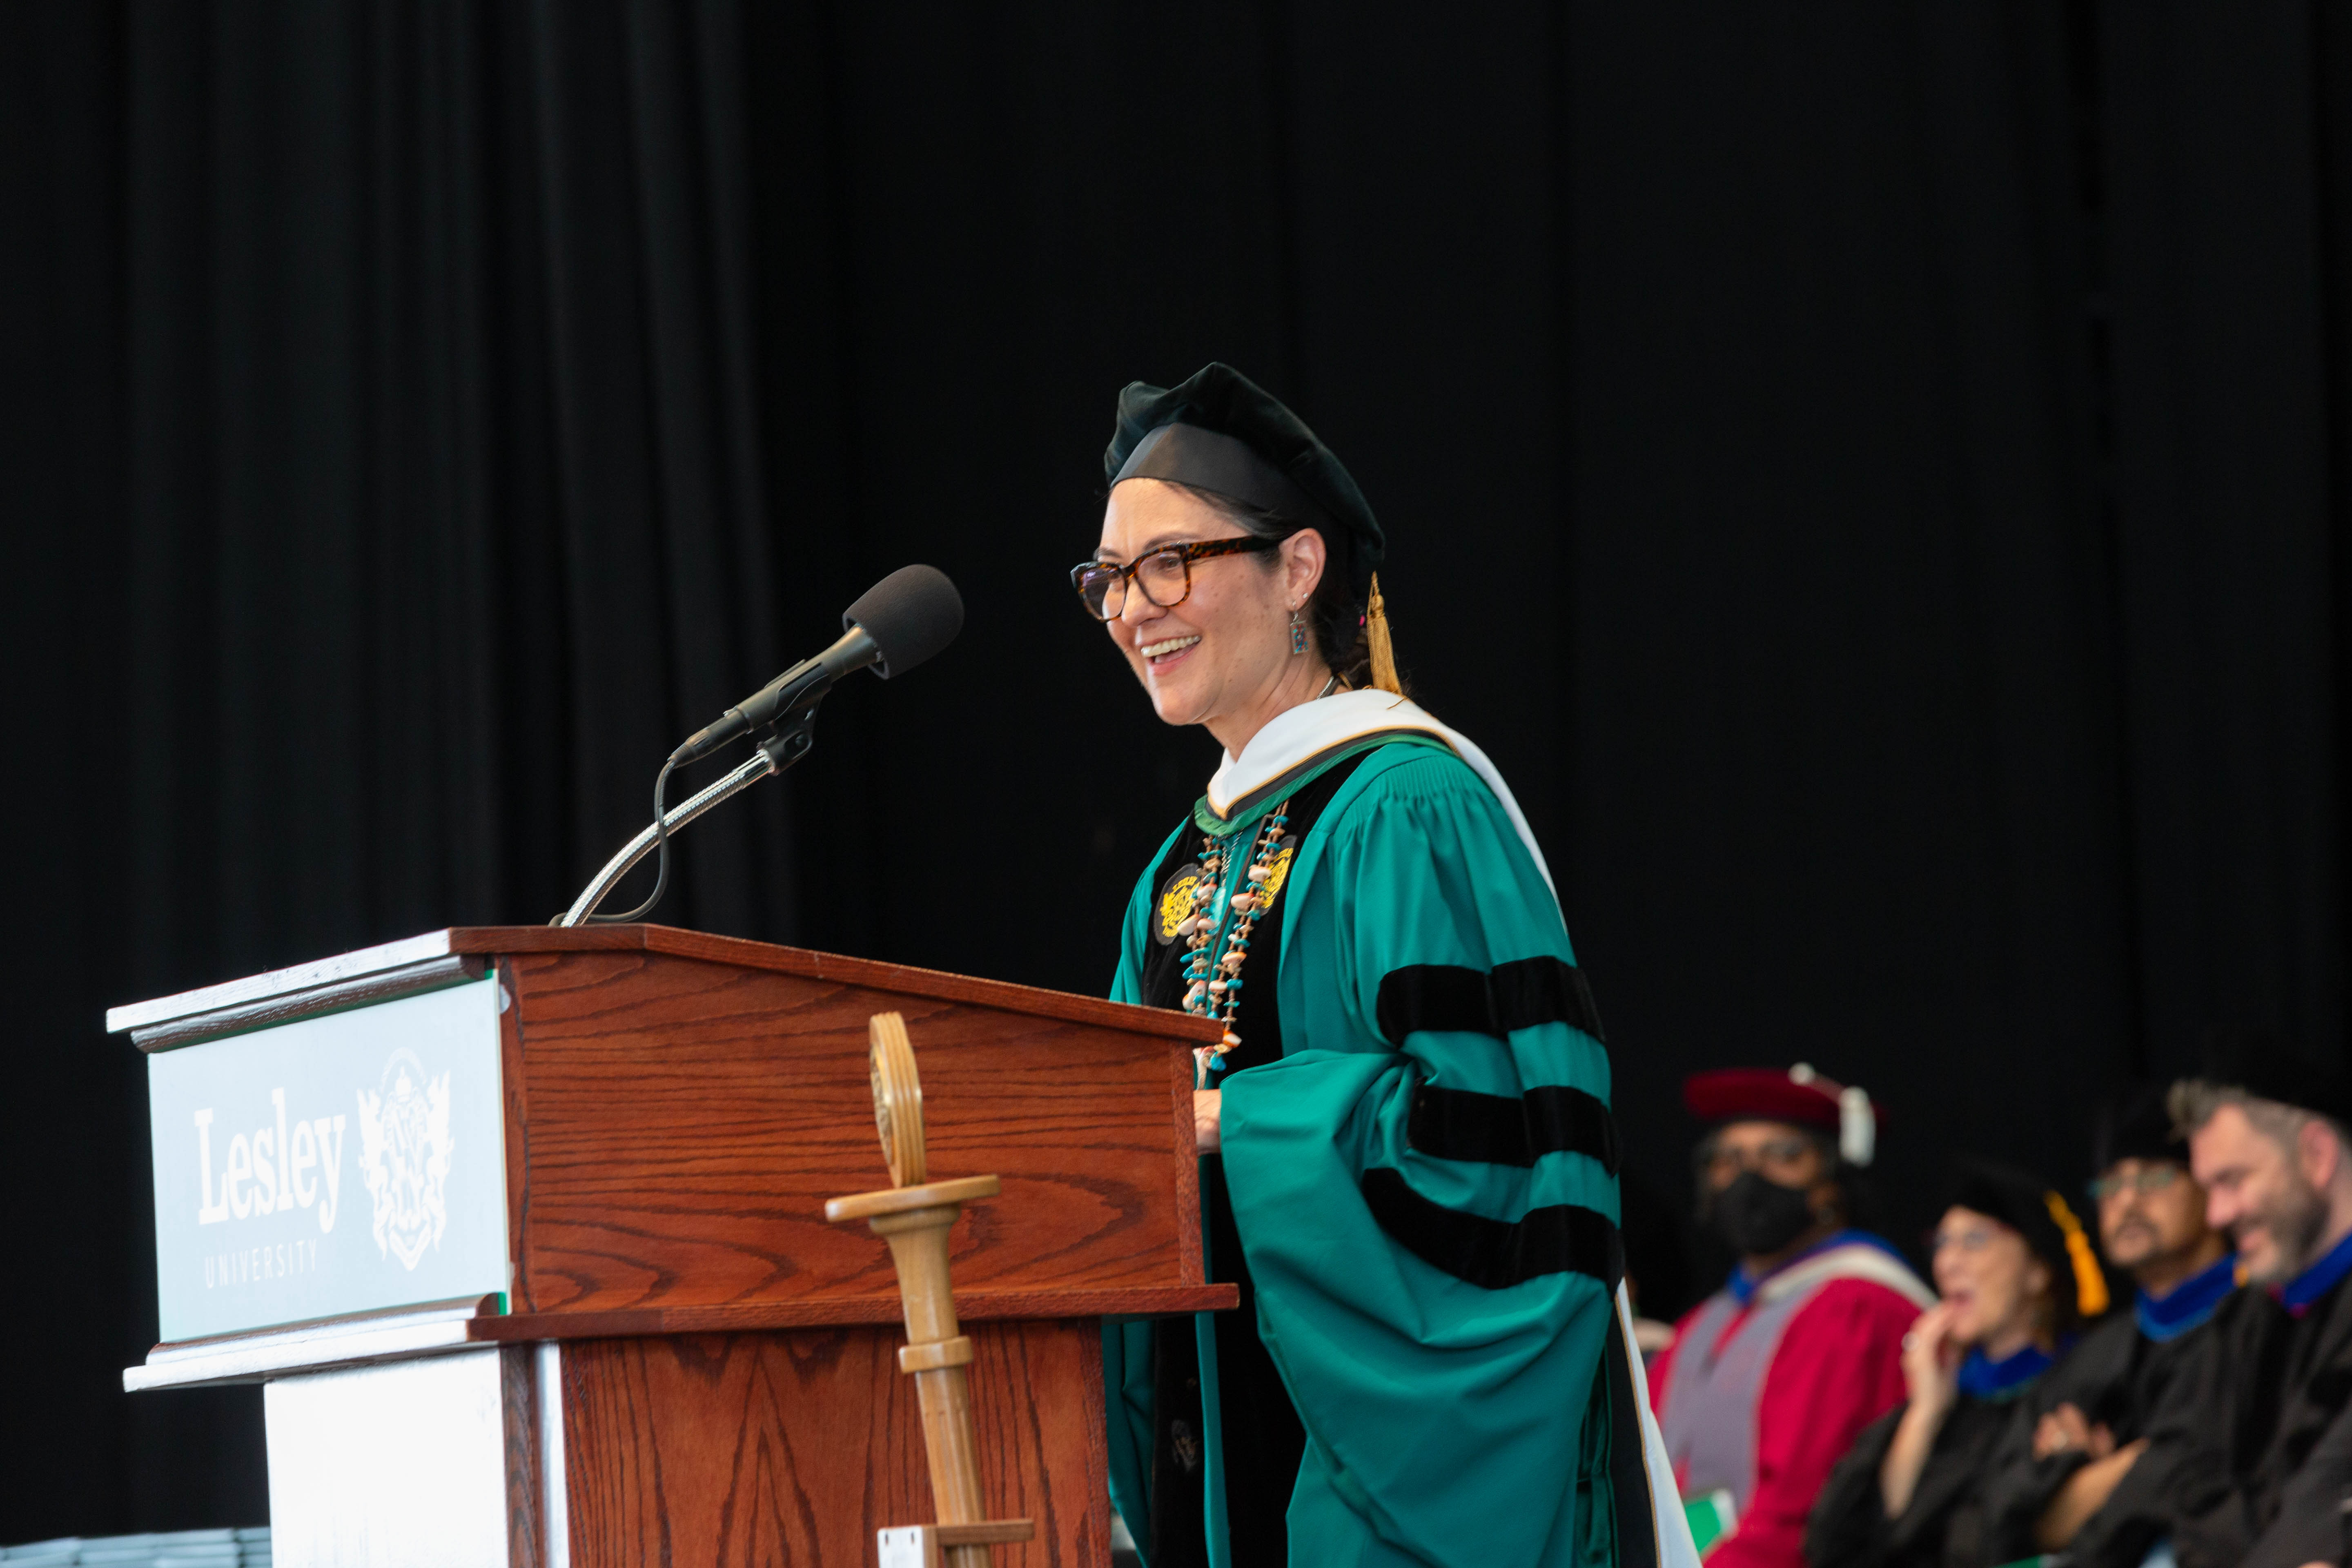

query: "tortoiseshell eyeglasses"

left=1070, top=536, right=1278, bottom=621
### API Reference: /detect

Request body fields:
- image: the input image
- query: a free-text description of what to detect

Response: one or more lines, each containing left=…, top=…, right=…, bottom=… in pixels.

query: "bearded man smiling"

left=2054, top=1039, right=2352, bottom=1568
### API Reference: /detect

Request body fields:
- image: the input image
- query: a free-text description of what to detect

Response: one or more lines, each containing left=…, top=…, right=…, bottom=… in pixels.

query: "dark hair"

left=1162, top=481, right=1378, bottom=689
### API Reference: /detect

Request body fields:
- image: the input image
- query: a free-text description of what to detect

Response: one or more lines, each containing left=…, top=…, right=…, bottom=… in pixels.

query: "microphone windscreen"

left=844, top=564, right=964, bottom=678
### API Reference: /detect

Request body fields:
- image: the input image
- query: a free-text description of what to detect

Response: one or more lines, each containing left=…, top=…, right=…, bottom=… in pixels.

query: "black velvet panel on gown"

left=1136, top=751, right=1373, bottom=1568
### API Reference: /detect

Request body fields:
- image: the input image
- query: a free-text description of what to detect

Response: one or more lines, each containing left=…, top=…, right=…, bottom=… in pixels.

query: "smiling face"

left=1095, top=478, right=1330, bottom=752
left=2192, top=1102, right=2331, bottom=1284
left=1930, top=1205, right=2051, bottom=1353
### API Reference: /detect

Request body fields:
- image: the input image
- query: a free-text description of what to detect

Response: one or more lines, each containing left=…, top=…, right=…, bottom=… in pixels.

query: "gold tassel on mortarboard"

left=1366, top=574, right=1401, bottom=695
left=2042, top=1189, right=2111, bottom=1319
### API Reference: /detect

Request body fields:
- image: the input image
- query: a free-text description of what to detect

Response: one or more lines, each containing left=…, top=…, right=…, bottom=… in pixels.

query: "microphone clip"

left=750, top=695, right=821, bottom=771
left=675, top=623, right=880, bottom=766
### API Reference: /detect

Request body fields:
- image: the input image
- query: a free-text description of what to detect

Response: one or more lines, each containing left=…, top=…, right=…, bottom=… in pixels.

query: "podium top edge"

left=106, top=924, right=1226, bottom=1046
left=107, top=929, right=462, bottom=1033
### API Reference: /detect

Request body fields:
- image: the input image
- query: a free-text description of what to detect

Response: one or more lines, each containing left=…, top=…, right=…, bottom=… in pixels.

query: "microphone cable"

left=585, top=746, right=687, bottom=923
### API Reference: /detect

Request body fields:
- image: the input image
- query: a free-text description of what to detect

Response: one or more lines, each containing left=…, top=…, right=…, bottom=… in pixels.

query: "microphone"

left=676, top=564, right=964, bottom=762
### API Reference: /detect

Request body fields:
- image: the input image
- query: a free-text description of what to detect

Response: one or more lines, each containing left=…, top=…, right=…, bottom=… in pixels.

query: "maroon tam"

left=1683, top=1064, right=1882, bottom=1166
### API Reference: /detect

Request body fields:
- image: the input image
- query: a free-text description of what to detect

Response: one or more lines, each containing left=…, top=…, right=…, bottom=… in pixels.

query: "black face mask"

left=1712, top=1169, right=1820, bottom=1257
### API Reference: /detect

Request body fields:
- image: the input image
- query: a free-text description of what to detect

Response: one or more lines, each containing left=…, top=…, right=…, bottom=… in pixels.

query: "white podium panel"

left=263, top=1344, right=556, bottom=1568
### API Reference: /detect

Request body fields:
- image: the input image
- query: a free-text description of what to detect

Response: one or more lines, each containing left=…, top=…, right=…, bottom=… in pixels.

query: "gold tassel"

left=2043, top=1190, right=2110, bottom=1319
left=1366, top=574, right=1401, bottom=695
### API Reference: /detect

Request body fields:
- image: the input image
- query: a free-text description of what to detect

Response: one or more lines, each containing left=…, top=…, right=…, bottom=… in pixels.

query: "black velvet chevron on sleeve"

left=1358, top=1169, right=1624, bottom=1291
left=1374, top=956, right=1605, bottom=1045
left=1408, top=1082, right=1621, bottom=1174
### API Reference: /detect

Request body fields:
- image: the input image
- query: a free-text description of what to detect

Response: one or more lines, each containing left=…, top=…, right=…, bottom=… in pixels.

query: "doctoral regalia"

left=2073, top=1231, right=2352, bottom=1568
left=1974, top=1252, right=2236, bottom=1563
left=1802, top=1348, right=2051, bottom=1568
left=1807, top=1160, right=2103, bottom=1568
left=1101, top=690, right=1693, bottom=1568
left=1648, top=1233, right=1930, bottom=1568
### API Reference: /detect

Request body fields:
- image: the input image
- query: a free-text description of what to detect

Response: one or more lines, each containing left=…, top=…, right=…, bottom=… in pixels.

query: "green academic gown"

left=1103, top=730, right=1648, bottom=1568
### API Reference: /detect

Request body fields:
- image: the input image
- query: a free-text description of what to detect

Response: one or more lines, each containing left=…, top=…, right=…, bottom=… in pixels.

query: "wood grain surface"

left=508, top=945, right=1209, bottom=1317
left=499, top=1343, right=545, bottom=1568
left=559, top=1322, right=1110, bottom=1568
left=468, top=1285, right=1237, bottom=1343
left=118, top=927, right=1212, bottom=1566
left=497, top=956, right=532, bottom=1287
left=110, top=923, right=1221, bottom=1045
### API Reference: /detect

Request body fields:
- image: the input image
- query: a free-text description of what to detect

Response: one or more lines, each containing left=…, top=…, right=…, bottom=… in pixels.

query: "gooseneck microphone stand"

left=552, top=695, right=821, bottom=928
left=554, top=563, right=963, bottom=928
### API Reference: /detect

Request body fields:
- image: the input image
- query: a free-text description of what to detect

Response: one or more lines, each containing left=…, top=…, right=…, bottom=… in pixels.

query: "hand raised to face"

left=1900, top=1301, right=1966, bottom=1414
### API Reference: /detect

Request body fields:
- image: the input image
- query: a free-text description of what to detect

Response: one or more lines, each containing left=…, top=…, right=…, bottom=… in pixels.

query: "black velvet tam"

left=1103, top=361, right=1384, bottom=595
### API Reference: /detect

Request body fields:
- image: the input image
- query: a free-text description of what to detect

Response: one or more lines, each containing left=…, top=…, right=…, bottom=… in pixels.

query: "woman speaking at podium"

left=1081, top=365, right=1693, bottom=1568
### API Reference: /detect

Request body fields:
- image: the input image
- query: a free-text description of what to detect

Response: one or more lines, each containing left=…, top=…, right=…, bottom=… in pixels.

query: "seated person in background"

left=1805, top=1161, right=2109, bottom=1568
left=2074, top=1048, right=2352, bottom=1568
left=1978, top=1081, right=2234, bottom=1560
left=1647, top=1065, right=1933, bottom=1568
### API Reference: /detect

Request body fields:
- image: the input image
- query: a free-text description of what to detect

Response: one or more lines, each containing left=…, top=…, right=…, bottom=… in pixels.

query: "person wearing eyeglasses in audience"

left=1645, top=1066, right=1932, bottom=1566
left=1976, top=1082, right=2234, bottom=1562
left=2054, top=1040, right=2352, bottom=1568
left=1080, top=363, right=1695, bottom=1568
left=1804, top=1161, right=2110, bottom=1568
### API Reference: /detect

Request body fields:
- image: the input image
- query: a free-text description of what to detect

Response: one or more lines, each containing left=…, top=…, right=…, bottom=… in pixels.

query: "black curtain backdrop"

left=3, top=0, right=2348, bottom=1540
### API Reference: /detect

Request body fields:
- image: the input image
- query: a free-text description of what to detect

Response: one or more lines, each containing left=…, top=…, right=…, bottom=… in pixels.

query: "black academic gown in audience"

left=1976, top=1254, right=2236, bottom=1563
left=2071, top=1232, right=2352, bottom=1568
left=1803, top=1347, right=2048, bottom=1568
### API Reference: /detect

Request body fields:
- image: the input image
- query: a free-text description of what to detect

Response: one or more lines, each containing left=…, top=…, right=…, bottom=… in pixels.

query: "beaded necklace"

left=1179, top=799, right=1293, bottom=1075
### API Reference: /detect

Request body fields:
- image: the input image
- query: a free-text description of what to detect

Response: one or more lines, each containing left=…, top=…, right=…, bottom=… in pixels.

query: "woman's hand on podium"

left=1194, top=1089, right=1222, bottom=1154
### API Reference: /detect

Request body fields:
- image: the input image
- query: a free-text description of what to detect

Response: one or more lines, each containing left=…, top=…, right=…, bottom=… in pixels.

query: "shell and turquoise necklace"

left=1180, top=675, right=1336, bottom=1076
left=1178, top=800, right=1293, bottom=1074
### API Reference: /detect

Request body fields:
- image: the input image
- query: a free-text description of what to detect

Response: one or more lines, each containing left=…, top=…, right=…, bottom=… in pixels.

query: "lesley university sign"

left=146, top=978, right=510, bottom=1342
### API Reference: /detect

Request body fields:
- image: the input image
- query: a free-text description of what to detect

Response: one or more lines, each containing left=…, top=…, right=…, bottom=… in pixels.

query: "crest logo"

left=1156, top=862, right=1205, bottom=947
left=355, top=1048, right=455, bottom=1271
left=1258, top=837, right=1297, bottom=908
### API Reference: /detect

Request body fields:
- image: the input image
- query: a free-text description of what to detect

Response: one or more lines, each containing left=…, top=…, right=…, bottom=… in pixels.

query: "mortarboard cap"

left=1946, top=1158, right=2111, bottom=1325
left=1105, top=363, right=1385, bottom=598
left=2092, top=1081, right=2185, bottom=1173
left=2194, top=1027, right=2352, bottom=1127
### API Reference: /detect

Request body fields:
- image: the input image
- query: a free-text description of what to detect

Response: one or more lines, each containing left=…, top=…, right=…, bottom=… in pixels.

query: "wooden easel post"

left=827, top=1012, right=1035, bottom=1568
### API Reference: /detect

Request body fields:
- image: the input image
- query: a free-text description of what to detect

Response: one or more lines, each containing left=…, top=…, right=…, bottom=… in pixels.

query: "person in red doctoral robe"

left=1645, top=1066, right=1933, bottom=1568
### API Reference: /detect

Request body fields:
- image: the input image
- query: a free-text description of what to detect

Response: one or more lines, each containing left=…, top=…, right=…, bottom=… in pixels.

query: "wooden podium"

left=112, top=924, right=1231, bottom=1568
